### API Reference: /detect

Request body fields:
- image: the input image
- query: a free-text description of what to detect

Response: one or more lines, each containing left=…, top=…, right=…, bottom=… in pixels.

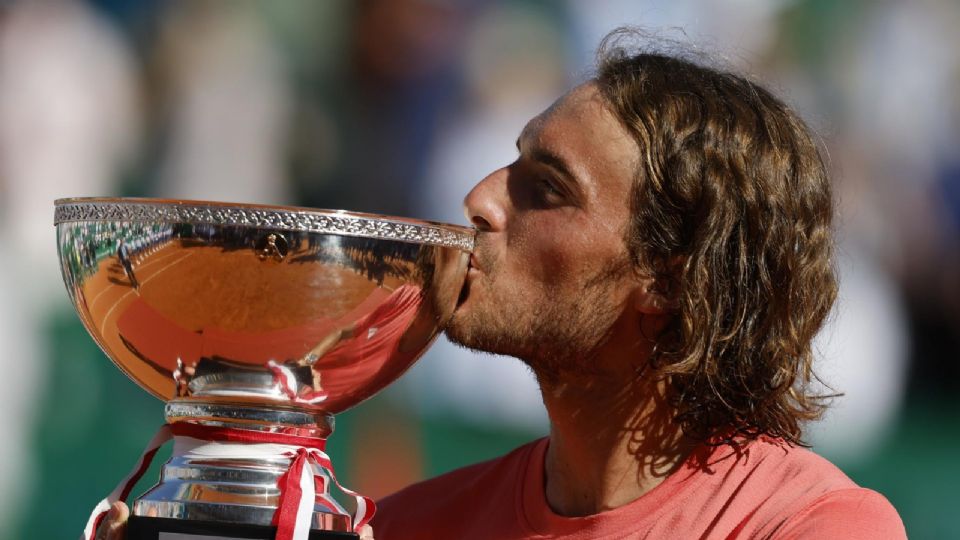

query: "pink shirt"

left=372, top=436, right=905, bottom=539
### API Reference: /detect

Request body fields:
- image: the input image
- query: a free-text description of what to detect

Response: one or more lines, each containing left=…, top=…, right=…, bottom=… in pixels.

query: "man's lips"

left=458, top=253, right=481, bottom=307
left=457, top=258, right=474, bottom=306
left=467, top=253, right=482, bottom=276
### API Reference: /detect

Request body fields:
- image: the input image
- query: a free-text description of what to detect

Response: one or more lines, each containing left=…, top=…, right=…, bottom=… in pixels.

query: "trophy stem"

left=127, top=401, right=354, bottom=536
left=164, top=400, right=335, bottom=438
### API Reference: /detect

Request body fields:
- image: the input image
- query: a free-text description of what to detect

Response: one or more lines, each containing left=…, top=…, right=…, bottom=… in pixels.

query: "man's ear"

left=633, top=278, right=674, bottom=315
left=632, top=257, right=682, bottom=315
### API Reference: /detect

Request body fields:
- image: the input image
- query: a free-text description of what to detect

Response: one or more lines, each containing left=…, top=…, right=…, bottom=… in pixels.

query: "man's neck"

left=537, top=369, right=693, bottom=517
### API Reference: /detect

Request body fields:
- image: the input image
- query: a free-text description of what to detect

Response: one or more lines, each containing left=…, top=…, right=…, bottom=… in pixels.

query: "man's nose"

left=463, top=168, right=508, bottom=232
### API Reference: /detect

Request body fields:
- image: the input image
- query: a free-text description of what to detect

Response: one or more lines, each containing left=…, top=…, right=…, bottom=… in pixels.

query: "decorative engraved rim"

left=54, top=197, right=474, bottom=251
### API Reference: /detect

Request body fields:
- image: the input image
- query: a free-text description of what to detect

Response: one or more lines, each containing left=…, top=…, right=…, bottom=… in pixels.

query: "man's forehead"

left=520, top=83, right=638, bottom=178
left=520, top=83, right=606, bottom=139
left=527, top=84, right=634, bottom=148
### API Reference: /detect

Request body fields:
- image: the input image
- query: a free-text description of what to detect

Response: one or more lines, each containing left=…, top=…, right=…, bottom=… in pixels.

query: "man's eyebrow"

left=516, top=134, right=585, bottom=203
left=516, top=133, right=575, bottom=177
left=528, top=147, right=576, bottom=182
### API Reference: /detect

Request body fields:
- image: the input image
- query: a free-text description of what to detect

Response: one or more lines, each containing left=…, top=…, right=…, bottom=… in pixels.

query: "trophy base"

left=126, top=515, right=360, bottom=540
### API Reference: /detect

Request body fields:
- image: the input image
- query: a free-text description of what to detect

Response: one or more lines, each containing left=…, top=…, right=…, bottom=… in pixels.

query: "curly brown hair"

left=595, top=33, right=837, bottom=446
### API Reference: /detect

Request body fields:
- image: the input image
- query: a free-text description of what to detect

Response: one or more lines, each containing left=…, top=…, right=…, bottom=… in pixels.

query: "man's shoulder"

left=371, top=438, right=544, bottom=535
left=725, top=437, right=905, bottom=538
left=772, top=487, right=906, bottom=539
left=732, top=436, right=858, bottom=491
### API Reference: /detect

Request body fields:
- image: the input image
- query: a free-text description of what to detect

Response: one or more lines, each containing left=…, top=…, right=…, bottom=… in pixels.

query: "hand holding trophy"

left=55, top=198, right=472, bottom=540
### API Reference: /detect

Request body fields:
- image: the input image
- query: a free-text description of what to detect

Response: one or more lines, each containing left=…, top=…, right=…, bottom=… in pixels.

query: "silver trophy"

left=55, top=198, right=473, bottom=540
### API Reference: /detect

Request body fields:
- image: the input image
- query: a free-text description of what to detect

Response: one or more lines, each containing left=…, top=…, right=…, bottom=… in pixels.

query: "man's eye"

left=537, top=178, right=563, bottom=199
left=534, top=178, right=566, bottom=207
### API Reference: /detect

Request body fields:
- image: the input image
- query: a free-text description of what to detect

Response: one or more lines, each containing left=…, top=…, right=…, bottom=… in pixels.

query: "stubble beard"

left=445, top=256, right=632, bottom=384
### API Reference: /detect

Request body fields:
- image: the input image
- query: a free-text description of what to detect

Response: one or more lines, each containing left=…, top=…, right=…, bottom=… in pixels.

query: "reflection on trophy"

left=55, top=198, right=473, bottom=540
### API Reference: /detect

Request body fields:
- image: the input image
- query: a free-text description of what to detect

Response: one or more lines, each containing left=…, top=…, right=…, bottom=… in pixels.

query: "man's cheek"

left=530, top=245, right=579, bottom=286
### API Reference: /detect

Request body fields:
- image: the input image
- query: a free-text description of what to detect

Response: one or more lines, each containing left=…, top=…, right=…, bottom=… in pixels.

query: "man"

left=370, top=39, right=906, bottom=539
left=116, top=239, right=140, bottom=291
left=99, top=37, right=906, bottom=540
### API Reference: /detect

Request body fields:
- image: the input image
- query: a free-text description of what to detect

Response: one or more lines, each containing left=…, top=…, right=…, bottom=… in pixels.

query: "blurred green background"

left=2, top=0, right=958, bottom=538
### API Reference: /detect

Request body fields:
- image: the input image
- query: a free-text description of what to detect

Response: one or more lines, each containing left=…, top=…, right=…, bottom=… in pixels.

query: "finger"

left=105, top=501, right=129, bottom=540
left=94, top=503, right=119, bottom=540
left=95, top=510, right=109, bottom=540
left=94, top=512, right=110, bottom=540
left=358, top=524, right=375, bottom=540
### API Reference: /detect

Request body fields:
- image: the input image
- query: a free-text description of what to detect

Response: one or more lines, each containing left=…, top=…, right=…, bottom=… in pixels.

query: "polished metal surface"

left=55, top=197, right=473, bottom=414
left=164, top=402, right=335, bottom=437
left=55, top=197, right=473, bottom=531
left=134, top=453, right=353, bottom=532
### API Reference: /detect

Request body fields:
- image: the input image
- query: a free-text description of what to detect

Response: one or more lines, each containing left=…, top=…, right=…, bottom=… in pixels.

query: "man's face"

left=446, top=83, right=647, bottom=379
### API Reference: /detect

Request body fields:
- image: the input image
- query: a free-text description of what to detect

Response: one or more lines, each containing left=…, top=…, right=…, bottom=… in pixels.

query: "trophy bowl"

left=55, top=197, right=473, bottom=539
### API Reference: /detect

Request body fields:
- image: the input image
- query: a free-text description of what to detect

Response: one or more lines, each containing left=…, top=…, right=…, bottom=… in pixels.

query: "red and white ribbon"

left=268, top=360, right=330, bottom=405
left=82, top=425, right=172, bottom=540
left=81, top=423, right=375, bottom=540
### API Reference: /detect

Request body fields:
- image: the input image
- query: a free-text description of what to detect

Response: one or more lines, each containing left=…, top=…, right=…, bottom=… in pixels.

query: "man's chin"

left=442, top=310, right=474, bottom=347
left=443, top=308, right=495, bottom=353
